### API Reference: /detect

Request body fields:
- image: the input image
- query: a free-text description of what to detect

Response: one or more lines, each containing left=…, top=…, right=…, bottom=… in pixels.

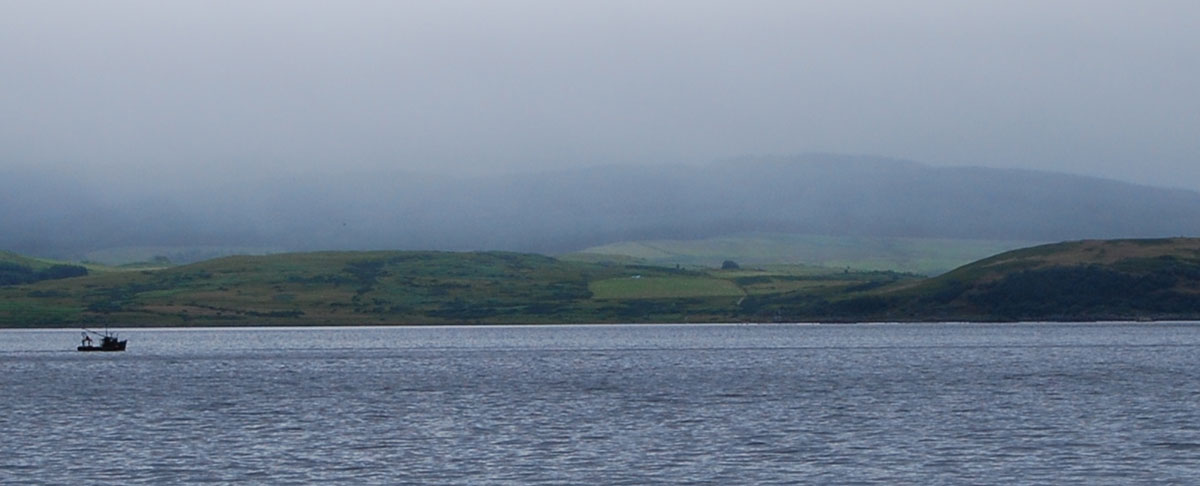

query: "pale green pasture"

left=576, top=233, right=1040, bottom=275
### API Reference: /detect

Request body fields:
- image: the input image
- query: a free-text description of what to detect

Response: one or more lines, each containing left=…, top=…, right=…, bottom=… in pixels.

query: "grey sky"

left=3, top=1, right=1198, bottom=188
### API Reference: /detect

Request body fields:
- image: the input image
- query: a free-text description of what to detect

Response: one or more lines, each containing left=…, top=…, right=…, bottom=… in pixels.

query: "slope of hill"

left=743, top=238, right=1200, bottom=322
left=907, top=238, right=1200, bottom=320
left=0, top=250, right=56, bottom=270
left=0, top=250, right=92, bottom=286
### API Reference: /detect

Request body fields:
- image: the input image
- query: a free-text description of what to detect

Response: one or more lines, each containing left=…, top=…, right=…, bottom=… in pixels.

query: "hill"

left=6, top=239, right=1200, bottom=327
left=5, top=154, right=1200, bottom=263
left=0, top=250, right=91, bottom=286
left=0, top=250, right=56, bottom=270
left=0, top=250, right=913, bottom=327
left=742, top=238, right=1200, bottom=322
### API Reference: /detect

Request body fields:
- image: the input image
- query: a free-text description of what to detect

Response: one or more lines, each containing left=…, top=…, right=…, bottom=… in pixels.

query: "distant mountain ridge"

left=4, top=154, right=1200, bottom=260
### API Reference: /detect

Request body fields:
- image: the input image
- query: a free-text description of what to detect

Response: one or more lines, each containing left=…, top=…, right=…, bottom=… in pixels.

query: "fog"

left=3, top=1, right=1198, bottom=189
left=6, top=155, right=1200, bottom=262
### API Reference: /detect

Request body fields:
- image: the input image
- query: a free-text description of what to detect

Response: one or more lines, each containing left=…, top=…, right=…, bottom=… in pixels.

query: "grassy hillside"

left=0, top=250, right=912, bottom=327
left=1, top=250, right=71, bottom=271
left=742, top=238, right=1200, bottom=322
left=8, top=238, right=1200, bottom=327
left=570, top=234, right=1039, bottom=276
left=903, top=238, right=1200, bottom=320
left=0, top=251, right=98, bottom=288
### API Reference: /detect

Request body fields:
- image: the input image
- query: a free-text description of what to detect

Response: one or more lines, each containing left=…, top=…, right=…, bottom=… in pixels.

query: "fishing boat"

left=78, top=327, right=127, bottom=352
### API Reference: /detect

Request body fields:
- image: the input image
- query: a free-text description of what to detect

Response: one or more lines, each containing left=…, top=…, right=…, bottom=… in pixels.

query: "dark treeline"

left=0, top=262, right=88, bottom=286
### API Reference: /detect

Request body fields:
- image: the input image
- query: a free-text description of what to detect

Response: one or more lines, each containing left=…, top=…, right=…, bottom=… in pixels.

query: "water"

left=2, top=323, right=1199, bottom=484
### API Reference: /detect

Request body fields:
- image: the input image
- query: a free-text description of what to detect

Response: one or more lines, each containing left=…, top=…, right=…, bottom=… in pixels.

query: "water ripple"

left=3, top=324, right=1200, bottom=484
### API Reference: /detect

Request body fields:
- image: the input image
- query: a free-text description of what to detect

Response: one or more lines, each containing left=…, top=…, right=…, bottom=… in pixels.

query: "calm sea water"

left=2, top=323, right=1199, bottom=485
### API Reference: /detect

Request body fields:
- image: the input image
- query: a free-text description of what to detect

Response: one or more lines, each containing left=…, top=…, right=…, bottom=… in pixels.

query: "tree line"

left=0, top=262, right=88, bottom=286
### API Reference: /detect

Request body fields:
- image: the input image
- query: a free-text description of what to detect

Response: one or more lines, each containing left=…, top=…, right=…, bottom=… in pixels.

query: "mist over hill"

left=5, top=154, right=1200, bottom=262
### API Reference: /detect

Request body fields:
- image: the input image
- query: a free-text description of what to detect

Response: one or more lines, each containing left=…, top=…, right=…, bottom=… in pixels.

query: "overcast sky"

left=3, top=1, right=1198, bottom=189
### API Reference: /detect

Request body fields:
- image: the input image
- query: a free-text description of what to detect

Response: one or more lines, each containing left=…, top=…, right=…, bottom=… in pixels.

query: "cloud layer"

left=3, top=1, right=1199, bottom=188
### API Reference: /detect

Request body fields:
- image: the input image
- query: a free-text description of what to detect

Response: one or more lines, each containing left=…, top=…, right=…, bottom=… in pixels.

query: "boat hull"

left=77, top=341, right=126, bottom=352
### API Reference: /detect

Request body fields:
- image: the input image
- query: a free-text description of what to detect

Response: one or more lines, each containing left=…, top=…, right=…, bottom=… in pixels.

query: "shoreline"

left=4, top=320, right=1197, bottom=332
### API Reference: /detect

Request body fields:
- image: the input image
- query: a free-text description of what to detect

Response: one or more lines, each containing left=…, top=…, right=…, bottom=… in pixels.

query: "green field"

left=570, top=233, right=1040, bottom=276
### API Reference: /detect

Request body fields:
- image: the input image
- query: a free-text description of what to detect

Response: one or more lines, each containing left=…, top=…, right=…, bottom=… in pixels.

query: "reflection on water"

left=2, top=323, right=1199, bottom=484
